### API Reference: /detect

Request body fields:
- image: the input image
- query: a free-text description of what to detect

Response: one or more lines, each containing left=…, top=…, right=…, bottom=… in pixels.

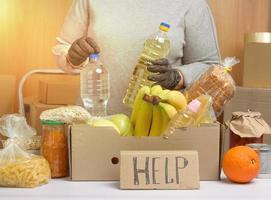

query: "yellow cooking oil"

left=123, top=22, right=171, bottom=107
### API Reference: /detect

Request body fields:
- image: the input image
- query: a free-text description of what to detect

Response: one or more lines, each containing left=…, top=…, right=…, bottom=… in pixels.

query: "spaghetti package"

left=185, top=57, right=238, bottom=116
left=0, top=114, right=50, bottom=188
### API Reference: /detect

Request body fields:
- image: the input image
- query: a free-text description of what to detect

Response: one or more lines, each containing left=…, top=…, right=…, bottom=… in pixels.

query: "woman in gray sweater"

left=53, top=0, right=220, bottom=114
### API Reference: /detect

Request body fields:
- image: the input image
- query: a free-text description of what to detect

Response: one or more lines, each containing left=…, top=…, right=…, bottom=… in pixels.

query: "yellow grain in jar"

left=41, top=120, right=69, bottom=178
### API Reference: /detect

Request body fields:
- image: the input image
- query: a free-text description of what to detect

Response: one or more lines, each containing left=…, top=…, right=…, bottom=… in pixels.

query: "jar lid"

left=41, top=120, right=65, bottom=125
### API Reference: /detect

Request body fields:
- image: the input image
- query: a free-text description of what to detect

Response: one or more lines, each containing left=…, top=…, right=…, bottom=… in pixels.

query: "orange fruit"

left=222, top=146, right=260, bottom=183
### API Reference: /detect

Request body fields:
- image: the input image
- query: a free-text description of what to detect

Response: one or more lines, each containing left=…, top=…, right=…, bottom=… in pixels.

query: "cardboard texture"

left=30, top=103, right=62, bottom=135
left=223, top=87, right=271, bottom=151
left=120, top=151, right=200, bottom=190
left=0, top=75, right=16, bottom=116
left=38, top=80, right=79, bottom=105
left=243, top=43, right=271, bottom=88
left=69, top=123, right=221, bottom=181
left=23, top=96, right=37, bottom=124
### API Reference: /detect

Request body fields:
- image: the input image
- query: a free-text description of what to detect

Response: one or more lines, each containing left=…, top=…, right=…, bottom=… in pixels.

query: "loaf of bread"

left=185, top=65, right=235, bottom=116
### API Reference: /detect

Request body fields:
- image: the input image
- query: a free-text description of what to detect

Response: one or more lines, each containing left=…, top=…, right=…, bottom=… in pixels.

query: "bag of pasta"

left=185, top=57, right=239, bottom=117
left=0, top=114, right=51, bottom=188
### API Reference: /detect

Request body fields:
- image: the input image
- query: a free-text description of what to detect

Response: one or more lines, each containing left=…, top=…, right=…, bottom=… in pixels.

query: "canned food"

left=41, top=120, right=69, bottom=178
left=247, top=143, right=271, bottom=178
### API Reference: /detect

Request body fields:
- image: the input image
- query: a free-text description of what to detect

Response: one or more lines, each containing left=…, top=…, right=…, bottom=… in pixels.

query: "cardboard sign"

left=120, top=151, right=200, bottom=190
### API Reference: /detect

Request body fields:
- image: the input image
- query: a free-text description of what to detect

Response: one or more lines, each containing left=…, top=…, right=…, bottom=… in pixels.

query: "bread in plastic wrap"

left=40, top=106, right=91, bottom=123
left=185, top=57, right=238, bottom=116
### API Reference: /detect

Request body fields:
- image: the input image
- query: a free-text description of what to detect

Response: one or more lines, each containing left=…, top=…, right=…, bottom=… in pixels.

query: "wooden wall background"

left=208, top=0, right=271, bottom=84
left=0, top=0, right=270, bottom=112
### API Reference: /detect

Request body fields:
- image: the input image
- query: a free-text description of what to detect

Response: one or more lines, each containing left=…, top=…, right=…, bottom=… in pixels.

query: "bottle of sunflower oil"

left=123, top=22, right=170, bottom=107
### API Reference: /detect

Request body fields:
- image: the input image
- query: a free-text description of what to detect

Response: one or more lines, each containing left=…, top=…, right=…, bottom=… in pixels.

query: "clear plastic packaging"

left=4, top=136, right=41, bottom=150
left=185, top=57, right=239, bottom=116
left=0, top=114, right=41, bottom=150
left=0, top=114, right=51, bottom=188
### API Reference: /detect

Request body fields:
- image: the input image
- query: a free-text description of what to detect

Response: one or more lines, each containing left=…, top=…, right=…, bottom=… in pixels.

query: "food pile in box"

left=0, top=56, right=241, bottom=188
left=0, top=22, right=270, bottom=188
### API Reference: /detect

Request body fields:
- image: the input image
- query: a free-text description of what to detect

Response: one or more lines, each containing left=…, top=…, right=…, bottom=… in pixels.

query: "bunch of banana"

left=132, top=85, right=187, bottom=137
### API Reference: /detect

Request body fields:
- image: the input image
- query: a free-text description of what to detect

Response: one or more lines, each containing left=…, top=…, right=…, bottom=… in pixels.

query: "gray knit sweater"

left=53, top=0, right=221, bottom=115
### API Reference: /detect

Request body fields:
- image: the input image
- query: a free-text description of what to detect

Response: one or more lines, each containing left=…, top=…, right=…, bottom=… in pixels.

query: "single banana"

left=159, top=102, right=178, bottom=119
left=160, top=106, right=170, bottom=134
left=158, top=89, right=170, bottom=100
left=151, top=85, right=163, bottom=96
left=164, top=90, right=187, bottom=111
left=134, top=100, right=153, bottom=136
left=130, top=86, right=150, bottom=126
left=149, top=106, right=163, bottom=136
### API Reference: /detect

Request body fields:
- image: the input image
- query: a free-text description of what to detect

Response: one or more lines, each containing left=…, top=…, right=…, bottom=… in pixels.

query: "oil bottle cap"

left=187, top=99, right=201, bottom=113
left=160, top=22, right=170, bottom=32
left=89, top=53, right=99, bottom=60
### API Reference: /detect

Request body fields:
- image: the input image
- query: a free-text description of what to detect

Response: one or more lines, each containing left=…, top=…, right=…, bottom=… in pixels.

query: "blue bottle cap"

left=89, top=53, right=99, bottom=59
left=160, top=22, right=170, bottom=29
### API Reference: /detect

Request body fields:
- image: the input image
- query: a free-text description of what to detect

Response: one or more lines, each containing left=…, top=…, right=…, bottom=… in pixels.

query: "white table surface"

left=0, top=177, right=270, bottom=200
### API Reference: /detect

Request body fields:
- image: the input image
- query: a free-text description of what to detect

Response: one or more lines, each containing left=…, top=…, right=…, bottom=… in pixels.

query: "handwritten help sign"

left=120, top=151, right=200, bottom=190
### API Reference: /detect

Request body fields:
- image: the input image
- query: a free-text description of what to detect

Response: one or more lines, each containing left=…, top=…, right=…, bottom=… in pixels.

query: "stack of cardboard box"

left=223, top=33, right=271, bottom=150
left=243, top=32, right=271, bottom=88
left=26, top=80, right=80, bottom=135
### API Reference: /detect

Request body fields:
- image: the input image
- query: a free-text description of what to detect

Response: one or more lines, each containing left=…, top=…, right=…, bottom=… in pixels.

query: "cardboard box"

left=38, top=80, right=79, bottom=105
left=23, top=96, right=38, bottom=124
left=29, top=103, right=62, bottom=135
left=0, top=75, right=16, bottom=116
left=69, top=123, right=221, bottom=181
left=223, top=87, right=271, bottom=151
left=243, top=35, right=271, bottom=88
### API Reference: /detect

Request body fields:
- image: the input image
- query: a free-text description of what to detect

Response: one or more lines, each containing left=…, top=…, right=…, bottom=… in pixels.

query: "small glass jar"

left=230, top=130, right=263, bottom=148
left=41, top=120, right=69, bottom=178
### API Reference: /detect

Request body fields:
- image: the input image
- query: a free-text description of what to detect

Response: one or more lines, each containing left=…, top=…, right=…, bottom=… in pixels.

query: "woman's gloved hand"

left=147, top=58, right=184, bottom=90
left=67, top=37, right=100, bottom=67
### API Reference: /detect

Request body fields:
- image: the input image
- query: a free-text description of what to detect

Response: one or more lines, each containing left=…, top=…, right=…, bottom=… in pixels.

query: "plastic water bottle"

left=80, top=54, right=109, bottom=116
left=123, top=22, right=171, bottom=107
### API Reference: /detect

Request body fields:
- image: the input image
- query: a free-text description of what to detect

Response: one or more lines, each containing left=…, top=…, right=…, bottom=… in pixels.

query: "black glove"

left=147, top=58, right=182, bottom=90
